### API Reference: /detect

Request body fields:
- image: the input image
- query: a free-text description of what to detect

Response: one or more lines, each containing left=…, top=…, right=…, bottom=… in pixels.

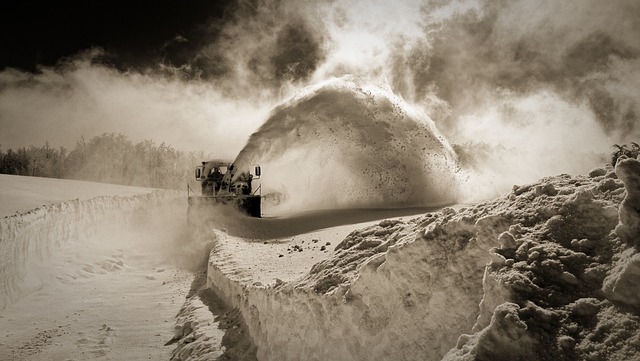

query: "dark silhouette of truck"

left=188, top=160, right=262, bottom=218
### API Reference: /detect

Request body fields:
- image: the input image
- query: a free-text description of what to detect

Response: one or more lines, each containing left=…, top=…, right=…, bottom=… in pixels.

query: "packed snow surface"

left=176, top=158, right=640, bottom=361
left=0, top=176, right=198, bottom=360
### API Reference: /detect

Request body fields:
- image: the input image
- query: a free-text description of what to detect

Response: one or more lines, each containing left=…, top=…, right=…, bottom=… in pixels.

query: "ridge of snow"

left=0, top=190, right=181, bottom=309
left=199, top=159, right=640, bottom=361
left=0, top=174, right=157, bottom=218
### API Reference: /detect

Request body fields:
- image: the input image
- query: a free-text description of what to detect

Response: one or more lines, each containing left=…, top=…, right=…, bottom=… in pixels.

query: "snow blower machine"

left=188, top=160, right=262, bottom=218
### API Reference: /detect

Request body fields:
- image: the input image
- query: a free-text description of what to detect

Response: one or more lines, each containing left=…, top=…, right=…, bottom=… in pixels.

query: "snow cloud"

left=233, top=77, right=460, bottom=213
left=0, top=51, right=270, bottom=156
left=1, top=0, right=638, bottom=201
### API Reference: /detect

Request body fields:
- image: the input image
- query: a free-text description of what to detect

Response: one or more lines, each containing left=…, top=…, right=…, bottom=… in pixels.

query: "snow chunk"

left=603, top=248, right=640, bottom=308
left=444, top=303, right=537, bottom=361
left=588, top=167, right=607, bottom=178
left=534, top=183, right=558, bottom=197
left=567, top=297, right=602, bottom=317
left=614, top=158, right=640, bottom=246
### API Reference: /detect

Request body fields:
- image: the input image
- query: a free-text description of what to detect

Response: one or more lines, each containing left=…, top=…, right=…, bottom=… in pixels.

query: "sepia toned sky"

left=0, top=0, right=638, bottom=169
left=1, top=1, right=231, bottom=72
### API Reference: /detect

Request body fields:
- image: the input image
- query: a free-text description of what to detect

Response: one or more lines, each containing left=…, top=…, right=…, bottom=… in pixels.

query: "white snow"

left=0, top=175, right=196, bottom=360
left=3, top=161, right=640, bottom=361
left=602, top=157, right=640, bottom=309
left=0, top=174, right=156, bottom=218
left=174, top=159, right=640, bottom=361
left=0, top=177, right=177, bottom=309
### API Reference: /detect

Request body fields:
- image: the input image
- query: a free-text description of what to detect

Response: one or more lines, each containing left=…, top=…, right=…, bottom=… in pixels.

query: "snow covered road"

left=3, top=161, right=640, bottom=361
left=0, top=176, right=202, bottom=360
left=0, top=176, right=428, bottom=361
left=0, top=228, right=191, bottom=360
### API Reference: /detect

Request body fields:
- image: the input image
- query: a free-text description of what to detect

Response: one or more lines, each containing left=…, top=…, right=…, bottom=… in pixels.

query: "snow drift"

left=0, top=190, right=181, bottom=309
left=188, top=157, right=640, bottom=361
left=232, top=77, right=460, bottom=214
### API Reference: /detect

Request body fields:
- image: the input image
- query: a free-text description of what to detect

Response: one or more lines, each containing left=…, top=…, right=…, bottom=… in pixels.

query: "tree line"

left=0, top=133, right=206, bottom=190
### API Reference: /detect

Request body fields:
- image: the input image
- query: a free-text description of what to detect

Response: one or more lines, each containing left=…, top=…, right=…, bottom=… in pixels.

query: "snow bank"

left=602, top=157, right=640, bottom=310
left=171, top=292, right=225, bottom=360
left=0, top=190, right=181, bottom=309
left=0, top=173, right=158, bottom=217
left=200, top=159, right=640, bottom=360
left=445, top=160, right=640, bottom=361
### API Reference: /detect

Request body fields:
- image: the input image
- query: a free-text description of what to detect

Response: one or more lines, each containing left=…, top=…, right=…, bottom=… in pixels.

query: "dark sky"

left=0, top=0, right=232, bottom=72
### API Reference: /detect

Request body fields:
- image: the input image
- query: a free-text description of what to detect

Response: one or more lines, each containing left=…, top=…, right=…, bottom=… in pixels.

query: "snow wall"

left=232, top=77, right=460, bottom=214
left=0, top=190, right=181, bottom=310
left=200, top=158, right=640, bottom=361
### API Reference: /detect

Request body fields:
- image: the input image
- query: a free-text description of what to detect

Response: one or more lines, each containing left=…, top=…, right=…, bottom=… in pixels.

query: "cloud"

left=388, top=0, right=640, bottom=139
left=0, top=51, right=270, bottom=156
left=160, top=0, right=329, bottom=97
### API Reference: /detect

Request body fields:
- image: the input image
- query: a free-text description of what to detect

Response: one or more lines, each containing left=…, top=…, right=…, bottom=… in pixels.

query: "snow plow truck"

left=188, top=160, right=262, bottom=218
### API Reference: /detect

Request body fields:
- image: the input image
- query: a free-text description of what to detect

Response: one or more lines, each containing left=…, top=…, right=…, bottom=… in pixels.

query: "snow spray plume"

left=122, top=196, right=215, bottom=273
left=209, top=0, right=639, bottom=200
left=232, top=77, right=460, bottom=214
left=376, top=0, right=640, bottom=199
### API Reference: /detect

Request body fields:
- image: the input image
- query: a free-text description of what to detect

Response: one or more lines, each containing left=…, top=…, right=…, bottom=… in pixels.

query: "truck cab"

left=189, top=160, right=262, bottom=217
left=194, top=161, right=231, bottom=196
